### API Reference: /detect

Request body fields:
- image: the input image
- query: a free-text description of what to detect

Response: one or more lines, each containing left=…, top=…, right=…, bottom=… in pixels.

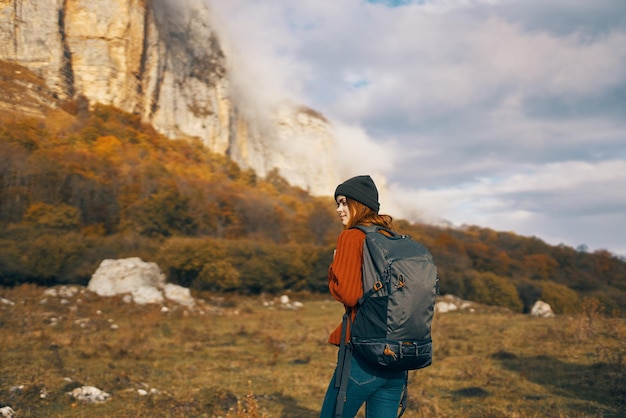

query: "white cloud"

left=205, top=1, right=311, bottom=115
left=330, top=119, right=399, bottom=181
left=387, top=159, right=626, bottom=253
left=205, top=0, right=626, bottom=255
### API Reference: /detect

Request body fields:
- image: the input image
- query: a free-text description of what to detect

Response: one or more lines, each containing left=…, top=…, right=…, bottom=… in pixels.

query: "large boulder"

left=88, top=257, right=194, bottom=306
left=530, top=300, right=554, bottom=318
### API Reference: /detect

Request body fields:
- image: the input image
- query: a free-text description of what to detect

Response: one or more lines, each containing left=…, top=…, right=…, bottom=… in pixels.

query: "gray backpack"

left=333, top=225, right=438, bottom=417
left=350, top=225, right=438, bottom=370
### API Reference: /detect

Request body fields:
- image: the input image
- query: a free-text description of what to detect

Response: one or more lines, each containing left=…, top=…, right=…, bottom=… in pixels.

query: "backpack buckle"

left=397, top=275, right=406, bottom=288
left=373, top=281, right=383, bottom=291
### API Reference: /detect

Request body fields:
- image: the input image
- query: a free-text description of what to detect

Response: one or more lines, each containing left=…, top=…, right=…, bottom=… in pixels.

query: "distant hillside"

left=1, top=105, right=625, bottom=315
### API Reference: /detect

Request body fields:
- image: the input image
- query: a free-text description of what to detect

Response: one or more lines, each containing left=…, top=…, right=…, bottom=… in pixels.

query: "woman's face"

left=336, top=195, right=351, bottom=226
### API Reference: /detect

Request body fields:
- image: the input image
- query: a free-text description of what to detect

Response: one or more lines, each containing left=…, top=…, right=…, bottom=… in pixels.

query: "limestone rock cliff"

left=0, top=0, right=337, bottom=195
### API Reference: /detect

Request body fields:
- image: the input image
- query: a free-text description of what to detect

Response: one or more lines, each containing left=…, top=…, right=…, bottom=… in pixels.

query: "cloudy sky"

left=205, top=0, right=626, bottom=256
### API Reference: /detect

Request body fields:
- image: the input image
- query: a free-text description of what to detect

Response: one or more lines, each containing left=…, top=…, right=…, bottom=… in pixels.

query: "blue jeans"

left=320, top=351, right=407, bottom=418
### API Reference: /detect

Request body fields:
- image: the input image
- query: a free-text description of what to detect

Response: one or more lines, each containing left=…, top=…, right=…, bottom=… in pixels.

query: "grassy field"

left=1, top=284, right=625, bottom=417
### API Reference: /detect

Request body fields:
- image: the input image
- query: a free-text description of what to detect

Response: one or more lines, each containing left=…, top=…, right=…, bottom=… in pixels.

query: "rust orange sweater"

left=328, top=228, right=365, bottom=345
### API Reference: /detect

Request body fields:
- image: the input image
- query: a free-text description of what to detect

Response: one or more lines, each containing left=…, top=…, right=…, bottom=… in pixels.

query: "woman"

left=320, top=175, right=407, bottom=418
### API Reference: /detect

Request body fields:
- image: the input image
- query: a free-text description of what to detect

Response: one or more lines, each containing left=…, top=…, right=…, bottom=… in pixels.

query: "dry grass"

left=1, top=285, right=625, bottom=417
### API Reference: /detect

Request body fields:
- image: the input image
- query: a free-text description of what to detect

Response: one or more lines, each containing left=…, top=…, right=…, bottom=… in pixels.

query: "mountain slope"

left=0, top=0, right=337, bottom=194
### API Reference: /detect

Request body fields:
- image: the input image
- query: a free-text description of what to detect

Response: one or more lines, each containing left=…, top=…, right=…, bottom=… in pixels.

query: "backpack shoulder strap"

left=351, top=224, right=375, bottom=234
left=334, top=311, right=353, bottom=417
left=351, top=224, right=398, bottom=306
left=351, top=224, right=399, bottom=237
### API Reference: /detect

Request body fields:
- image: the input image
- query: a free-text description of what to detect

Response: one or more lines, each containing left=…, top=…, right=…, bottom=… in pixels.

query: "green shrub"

left=466, top=271, right=523, bottom=312
left=437, top=266, right=467, bottom=298
left=0, top=238, right=28, bottom=286
left=196, top=260, right=241, bottom=292
left=157, top=237, right=226, bottom=287
left=19, top=232, right=86, bottom=283
left=540, top=280, right=581, bottom=314
left=157, top=238, right=333, bottom=294
left=0, top=227, right=160, bottom=286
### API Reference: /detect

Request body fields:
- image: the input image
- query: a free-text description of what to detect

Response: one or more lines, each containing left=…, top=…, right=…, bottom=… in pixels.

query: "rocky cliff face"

left=0, top=0, right=337, bottom=195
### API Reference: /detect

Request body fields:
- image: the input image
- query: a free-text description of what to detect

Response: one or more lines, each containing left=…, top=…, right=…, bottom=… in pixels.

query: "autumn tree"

left=522, top=254, right=558, bottom=281
left=23, top=202, right=81, bottom=230
left=126, top=188, right=197, bottom=237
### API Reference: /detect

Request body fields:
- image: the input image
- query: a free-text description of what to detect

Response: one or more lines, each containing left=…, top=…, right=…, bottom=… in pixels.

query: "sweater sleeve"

left=328, top=229, right=365, bottom=308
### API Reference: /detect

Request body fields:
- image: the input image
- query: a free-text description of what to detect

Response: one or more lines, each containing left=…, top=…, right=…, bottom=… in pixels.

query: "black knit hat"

left=334, top=175, right=380, bottom=213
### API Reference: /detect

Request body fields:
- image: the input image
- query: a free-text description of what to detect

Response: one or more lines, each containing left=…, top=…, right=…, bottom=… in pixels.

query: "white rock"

left=43, top=288, right=57, bottom=297
left=460, top=302, right=474, bottom=310
left=43, top=285, right=82, bottom=299
left=131, top=285, right=165, bottom=305
left=67, top=386, right=111, bottom=403
left=435, top=301, right=458, bottom=313
left=88, top=257, right=172, bottom=305
left=163, top=283, right=195, bottom=307
left=89, top=258, right=165, bottom=294
left=87, top=258, right=197, bottom=307
left=531, top=300, right=554, bottom=318
left=0, top=297, right=15, bottom=306
left=280, top=295, right=290, bottom=305
left=0, top=406, right=15, bottom=417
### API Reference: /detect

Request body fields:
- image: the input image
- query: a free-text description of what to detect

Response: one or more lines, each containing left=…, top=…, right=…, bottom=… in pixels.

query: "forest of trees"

left=1, top=102, right=625, bottom=315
